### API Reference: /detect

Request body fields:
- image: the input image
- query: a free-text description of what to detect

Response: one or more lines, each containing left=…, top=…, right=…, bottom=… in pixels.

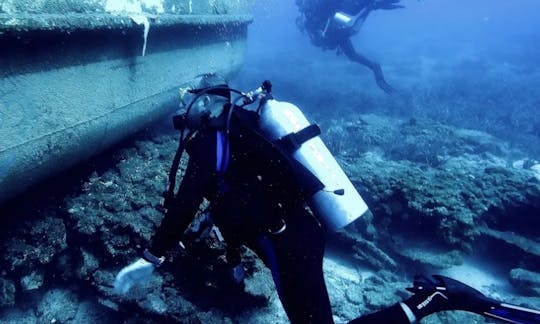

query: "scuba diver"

left=114, top=77, right=540, bottom=323
left=295, top=0, right=404, bottom=93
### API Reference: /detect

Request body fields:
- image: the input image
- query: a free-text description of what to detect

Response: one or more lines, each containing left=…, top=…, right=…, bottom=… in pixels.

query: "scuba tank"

left=254, top=83, right=369, bottom=231
left=321, top=9, right=370, bottom=41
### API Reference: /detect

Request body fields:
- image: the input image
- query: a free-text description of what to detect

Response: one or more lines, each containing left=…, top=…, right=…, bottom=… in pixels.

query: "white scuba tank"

left=258, top=99, right=369, bottom=231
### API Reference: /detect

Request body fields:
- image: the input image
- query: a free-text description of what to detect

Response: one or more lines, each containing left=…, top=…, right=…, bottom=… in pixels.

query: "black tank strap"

left=277, top=124, right=321, bottom=153
left=233, top=108, right=325, bottom=197
left=163, top=132, right=187, bottom=208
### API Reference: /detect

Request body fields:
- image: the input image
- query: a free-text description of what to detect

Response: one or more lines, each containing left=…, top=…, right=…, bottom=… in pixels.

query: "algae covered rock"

left=394, top=246, right=463, bottom=269
left=65, top=133, right=177, bottom=262
left=336, top=113, right=540, bottom=270
left=36, top=289, right=79, bottom=323
left=0, top=278, right=15, bottom=307
left=20, top=271, right=44, bottom=291
left=77, top=249, right=100, bottom=280
left=509, top=268, right=540, bottom=295
left=2, top=217, right=67, bottom=273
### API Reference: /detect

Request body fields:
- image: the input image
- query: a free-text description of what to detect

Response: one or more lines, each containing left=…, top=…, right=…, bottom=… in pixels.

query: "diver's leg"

left=254, top=207, right=334, bottom=324
left=339, top=38, right=394, bottom=93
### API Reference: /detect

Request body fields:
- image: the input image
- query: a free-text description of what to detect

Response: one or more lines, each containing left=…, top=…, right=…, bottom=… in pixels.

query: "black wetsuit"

left=148, top=107, right=410, bottom=323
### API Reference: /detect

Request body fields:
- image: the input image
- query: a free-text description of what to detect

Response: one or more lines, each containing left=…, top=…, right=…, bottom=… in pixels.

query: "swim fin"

left=484, top=302, right=540, bottom=324
left=405, top=274, right=540, bottom=324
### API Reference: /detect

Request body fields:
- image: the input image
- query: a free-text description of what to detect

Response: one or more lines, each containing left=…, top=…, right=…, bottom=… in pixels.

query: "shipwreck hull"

left=0, top=3, right=252, bottom=203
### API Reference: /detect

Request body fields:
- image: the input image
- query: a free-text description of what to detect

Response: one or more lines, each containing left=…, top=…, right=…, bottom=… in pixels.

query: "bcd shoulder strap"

left=232, top=108, right=324, bottom=197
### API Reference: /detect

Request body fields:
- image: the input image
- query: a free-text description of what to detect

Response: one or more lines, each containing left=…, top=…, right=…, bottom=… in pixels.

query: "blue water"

left=234, top=0, right=540, bottom=155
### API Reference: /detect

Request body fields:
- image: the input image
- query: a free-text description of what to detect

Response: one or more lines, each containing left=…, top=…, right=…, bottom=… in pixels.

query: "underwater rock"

left=77, top=249, right=100, bottom=280
left=20, top=271, right=44, bottom=291
left=0, top=308, right=37, bottom=324
left=334, top=114, right=540, bottom=285
left=322, top=257, right=376, bottom=322
left=243, top=265, right=275, bottom=299
left=511, top=159, right=540, bottom=182
left=36, top=289, right=79, bottom=323
left=2, top=217, right=67, bottom=273
left=509, top=268, right=540, bottom=296
left=92, top=269, right=119, bottom=298
left=332, top=229, right=397, bottom=270
left=4, top=299, right=114, bottom=324
left=328, top=114, right=507, bottom=167
left=153, top=288, right=198, bottom=322
left=395, top=246, right=463, bottom=269
left=64, top=135, right=177, bottom=266
left=484, top=165, right=513, bottom=176
left=361, top=271, right=403, bottom=310
left=531, top=164, right=540, bottom=181
left=346, top=141, right=540, bottom=254
left=479, top=227, right=540, bottom=259
left=97, top=297, right=120, bottom=312
left=72, top=301, right=117, bottom=323
left=324, top=257, right=363, bottom=306
left=0, top=278, right=15, bottom=307
left=141, top=293, right=168, bottom=314
left=423, top=311, right=487, bottom=324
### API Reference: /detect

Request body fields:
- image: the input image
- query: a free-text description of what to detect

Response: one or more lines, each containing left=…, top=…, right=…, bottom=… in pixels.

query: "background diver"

left=295, top=0, right=404, bottom=93
left=114, top=78, right=540, bottom=323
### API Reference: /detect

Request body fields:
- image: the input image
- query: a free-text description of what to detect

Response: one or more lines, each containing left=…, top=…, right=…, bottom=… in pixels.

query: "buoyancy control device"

left=167, top=79, right=369, bottom=232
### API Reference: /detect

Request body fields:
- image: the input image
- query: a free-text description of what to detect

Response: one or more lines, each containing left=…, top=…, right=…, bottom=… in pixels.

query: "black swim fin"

left=484, top=302, right=540, bottom=324
left=406, top=275, right=540, bottom=324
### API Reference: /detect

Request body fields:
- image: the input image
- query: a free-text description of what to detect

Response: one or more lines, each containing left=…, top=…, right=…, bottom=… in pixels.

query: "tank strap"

left=233, top=108, right=324, bottom=197
left=163, top=132, right=188, bottom=209
left=277, top=124, right=321, bottom=153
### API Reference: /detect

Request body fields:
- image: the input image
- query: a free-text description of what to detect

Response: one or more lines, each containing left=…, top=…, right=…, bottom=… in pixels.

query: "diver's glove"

left=403, top=274, right=498, bottom=320
left=113, top=250, right=164, bottom=294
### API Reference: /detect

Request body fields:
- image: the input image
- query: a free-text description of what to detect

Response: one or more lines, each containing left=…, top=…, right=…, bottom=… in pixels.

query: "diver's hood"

left=185, top=95, right=228, bottom=130
left=175, top=84, right=231, bottom=131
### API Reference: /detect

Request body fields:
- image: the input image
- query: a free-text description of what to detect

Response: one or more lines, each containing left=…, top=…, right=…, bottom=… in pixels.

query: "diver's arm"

left=113, top=133, right=215, bottom=295
left=148, top=133, right=215, bottom=257
left=339, top=38, right=394, bottom=93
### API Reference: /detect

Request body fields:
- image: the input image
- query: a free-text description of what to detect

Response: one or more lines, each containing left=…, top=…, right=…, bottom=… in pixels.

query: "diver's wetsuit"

left=148, top=107, right=410, bottom=323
